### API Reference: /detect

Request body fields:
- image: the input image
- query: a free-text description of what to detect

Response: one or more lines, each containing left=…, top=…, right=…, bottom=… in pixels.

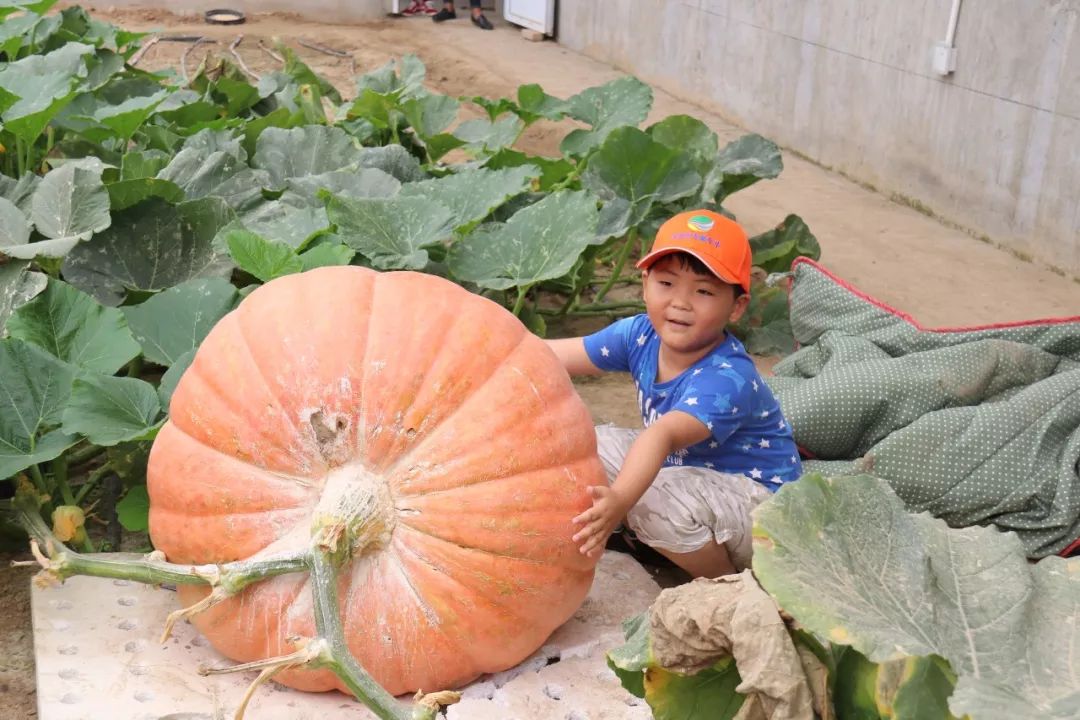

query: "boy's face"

left=641, top=255, right=750, bottom=356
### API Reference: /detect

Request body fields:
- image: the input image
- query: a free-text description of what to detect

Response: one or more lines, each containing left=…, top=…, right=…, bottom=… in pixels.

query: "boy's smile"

left=642, top=255, right=750, bottom=372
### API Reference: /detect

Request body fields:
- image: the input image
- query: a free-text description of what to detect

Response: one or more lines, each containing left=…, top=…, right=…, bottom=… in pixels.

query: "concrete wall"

left=557, top=0, right=1080, bottom=275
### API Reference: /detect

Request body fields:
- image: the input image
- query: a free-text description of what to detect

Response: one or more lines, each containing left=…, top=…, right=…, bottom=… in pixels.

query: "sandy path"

left=2, top=6, right=1076, bottom=717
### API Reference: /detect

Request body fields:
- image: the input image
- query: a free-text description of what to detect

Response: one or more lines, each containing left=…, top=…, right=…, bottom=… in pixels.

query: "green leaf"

left=399, top=166, right=538, bottom=230
left=115, top=484, right=149, bottom=532
left=453, top=114, right=524, bottom=154
left=606, top=612, right=651, bottom=697
left=324, top=194, right=455, bottom=271
left=0, top=43, right=93, bottom=142
left=157, top=348, right=194, bottom=410
left=749, top=214, right=820, bottom=273
left=120, top=150, right=172, bottom=180
left=646, top=660, right=745, bottom=720
left=239, top=200, right=331, bottom=249
left=516, top=83, right=569, bottom=121
left=582, top=127, right=701, bottom=240
left=648, top=115, right=718, bottom=176
left=30, top=163, right=111, bottom=243
left=752, top=473, right=1080, bottom=720
left=121, top=277, right=238, bottom=367
left=354, top=145, right=426, bottom=183
left=0, top=173, right=40, bottom=215
left=62, top=374, right=161, bottom=447
left=484, top=149, right=574, bottom=192
left=0, top=260, right=46, bottom=336
left=106, top=439, right=153, bottom=484
left=6, top=278, right=139, bottom=373
left=89, top=87, right=170, bottom=142
left=703, top=134, right=783, bottom=203
left=0, top=196, right=31, bottom=250
left=878, top=655, right=959, bottom=720
left=401, top=92, right=460, bottom=139
left=832, top=648, right=883, bottom=720
left=224, top=229, right=303, bottom=282
left=298, top=241, right=354, bottom=270
left=560, top=76, right=653, bottom=156
left=284, top=167, right=400, bottom=206
left=212, top=75, right=260, bottom=117
left=157, top=148, right=268, bottom=211
left=448, top=190, right=599, bottom=290
left=105, top=177, right=185, bottom=211
left=0, top=338, right=77, bottom=478
left=61, top=197, right=235, bottom=306
left=253, top=125, right=365, bottom=190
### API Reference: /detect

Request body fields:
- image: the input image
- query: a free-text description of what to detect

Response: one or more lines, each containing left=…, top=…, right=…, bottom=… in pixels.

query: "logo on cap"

left=687, top=215, right=715, bottom=232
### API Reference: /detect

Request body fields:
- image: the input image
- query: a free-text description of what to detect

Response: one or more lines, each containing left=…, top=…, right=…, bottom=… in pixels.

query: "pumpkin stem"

left=199, top=639, right=324, bottom=720
left=307, top=546, right=457, bottom=720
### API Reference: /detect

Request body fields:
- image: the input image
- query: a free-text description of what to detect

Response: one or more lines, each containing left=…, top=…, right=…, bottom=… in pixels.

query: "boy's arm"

left=544, top=337, right=603, bottom=376
left=572, top=411, right=712, bottom=557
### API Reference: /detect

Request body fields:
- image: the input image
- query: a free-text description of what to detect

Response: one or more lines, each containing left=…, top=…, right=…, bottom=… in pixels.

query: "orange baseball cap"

left=636, top=210, right=752, bottom=292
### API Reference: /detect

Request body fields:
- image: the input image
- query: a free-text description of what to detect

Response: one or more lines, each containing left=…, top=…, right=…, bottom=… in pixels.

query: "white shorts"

left=595, top=425, right=774, bottom=570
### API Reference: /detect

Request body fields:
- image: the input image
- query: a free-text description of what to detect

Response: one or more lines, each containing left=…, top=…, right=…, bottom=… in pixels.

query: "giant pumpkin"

left=146, top=266, right=605, bottom=696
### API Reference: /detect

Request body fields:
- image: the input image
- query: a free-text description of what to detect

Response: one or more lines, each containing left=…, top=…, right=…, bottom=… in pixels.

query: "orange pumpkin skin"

left=146, top=266, right=605, bottom=696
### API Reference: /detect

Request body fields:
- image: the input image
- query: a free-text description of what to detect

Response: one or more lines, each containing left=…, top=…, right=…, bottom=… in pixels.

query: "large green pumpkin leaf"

left=253, top=125, right=365, bottom=190
left=648, top=115, right=718, bottom=176
left=61, top=197, right=235, bottom=306
left=324, top=194, right=455, bottom=271
left=284, top=167, right=401, bottom=206
left=61, top=374, right=161, bottom=447
left=29, top=163, right=111, bottom=247
left=0, top=338, right=78, bottom=478
left=399, top=166, right=538, bottom=230
left=121, top=277, right=237, bottom=367
left=703, top=134, right=783, bottom=203
left=157, top=348, right=194, bottom=410
left=223, top=228, right=302, bottom=282
left=355, top=145, right=425, bottom=183
left=560, top=76, right=653, bottom=157
left=448, top=190, right=598, bottom=290
left=115, top=484, right=149, bottom=532
left=749, top=214, right=821, bottom=273
left=239, top=200, right=330, bottom=249
left=298, top=240, right=354, bottom=271
left=401, top=92, right=460, bottom=139
left=0, top=42, right=93, bottom=142
left=0, top=261, right=46, bottom=336
left=105, top=177, right=186, bottom=211
left=6, top=278, right=139, bottom=374
left=752, top=473, right=1080, bottom=720
left=582, top=127, right=701, bottom=240
left=453, top=114, right=524, bottom=154
left=0, top=196, right=31, bottom=250
left=157, top=149, right=268, bottom=212
left=0, top=173, right=40, bottom=215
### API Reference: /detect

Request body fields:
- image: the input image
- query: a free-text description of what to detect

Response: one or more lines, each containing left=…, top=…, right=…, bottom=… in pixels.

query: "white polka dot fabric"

left=767, top=261, right=1080, bottom=558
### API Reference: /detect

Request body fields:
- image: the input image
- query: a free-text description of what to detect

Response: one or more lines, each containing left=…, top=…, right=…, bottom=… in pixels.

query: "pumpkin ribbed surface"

left=146, top=266, right=604, bottom=695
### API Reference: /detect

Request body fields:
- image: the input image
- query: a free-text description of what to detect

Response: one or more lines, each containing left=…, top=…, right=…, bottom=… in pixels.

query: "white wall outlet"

left=933, top=42, right=958, bottom=75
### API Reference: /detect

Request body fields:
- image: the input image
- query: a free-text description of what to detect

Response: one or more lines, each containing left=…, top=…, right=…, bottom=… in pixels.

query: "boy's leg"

left=653, top=542, right=735, bottom=579
left=625, top=467, right=772, bottom=577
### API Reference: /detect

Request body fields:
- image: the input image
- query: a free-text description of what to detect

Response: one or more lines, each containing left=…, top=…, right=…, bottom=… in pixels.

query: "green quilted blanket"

left=769, top=259, right=1080, bottom=558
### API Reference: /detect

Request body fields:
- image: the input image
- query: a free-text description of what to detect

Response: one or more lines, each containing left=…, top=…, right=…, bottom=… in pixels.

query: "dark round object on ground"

left=204, top=8, right=246, bottom=25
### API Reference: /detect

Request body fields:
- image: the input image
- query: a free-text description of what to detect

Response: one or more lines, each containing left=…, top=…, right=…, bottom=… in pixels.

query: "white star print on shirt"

left=752, top=380, right=759, bottom=391
left=778, top=419, right=786, bottom=429
left=693, top=368, right=702, bottom=375
left=769, top=475, right=781, bottom=484
left=720, top=362, right=732, bottom=369
left=759, top=410, right=770, bottom=418
left=685, top=397, right=698, bottom=406
left=759, top=438, right=770, bottom=448
left=750, top=468, right=763, bottom=479
left=731, top=406, right=739, bottom=414
left=706, top=421, right=713, bottom=429
left=705, top=462, right=714, bottom=468
left=709, top=441, right=719, bottom=449
left=600, top=346, right=610, bottom=357
left=791, top=455, right=798, bottom=463
left=636, top=333, right=647, bottom=346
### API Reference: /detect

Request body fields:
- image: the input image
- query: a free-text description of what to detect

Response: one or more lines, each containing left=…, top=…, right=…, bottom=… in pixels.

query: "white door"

left=503, top=0, right=555, bottom=35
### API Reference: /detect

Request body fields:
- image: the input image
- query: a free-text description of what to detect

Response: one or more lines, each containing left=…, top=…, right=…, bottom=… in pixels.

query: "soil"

left=3, top=5, right=1077, bottom=718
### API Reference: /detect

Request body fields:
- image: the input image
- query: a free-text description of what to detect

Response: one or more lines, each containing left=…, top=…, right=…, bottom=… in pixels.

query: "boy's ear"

left=728, top=291, right=751, bottom=323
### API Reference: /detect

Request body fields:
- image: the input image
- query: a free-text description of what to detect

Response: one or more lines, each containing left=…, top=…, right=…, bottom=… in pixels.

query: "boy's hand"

left=572, top=485, right=629, bottom=557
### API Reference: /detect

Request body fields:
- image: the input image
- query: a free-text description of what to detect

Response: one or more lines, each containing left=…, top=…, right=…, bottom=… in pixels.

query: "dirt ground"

left=2, top=5, right=1077, bottom=718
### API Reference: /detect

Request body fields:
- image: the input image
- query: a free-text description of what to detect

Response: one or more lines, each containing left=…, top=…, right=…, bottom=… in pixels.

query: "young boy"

left=546, top=209, right=802, bottom=578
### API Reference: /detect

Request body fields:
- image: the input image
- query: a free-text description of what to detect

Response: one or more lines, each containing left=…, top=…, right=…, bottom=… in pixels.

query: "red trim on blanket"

left=787, top=257, right=1080, bottom=558
left=1062, top=537, right=1080, bottom=558
left=791, top=258, right=1080, bottom=331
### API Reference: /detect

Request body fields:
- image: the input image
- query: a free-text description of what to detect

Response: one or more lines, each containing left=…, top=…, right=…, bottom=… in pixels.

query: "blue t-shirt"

left=584, top=314, right=802, bottom=491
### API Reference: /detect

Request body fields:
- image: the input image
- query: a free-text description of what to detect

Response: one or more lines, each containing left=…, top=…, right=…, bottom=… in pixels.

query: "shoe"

left=400, top=0, right=427, bottom=16
left=422, top=1, right=438, bottom=14
left=471, top=12, right=493, bottom=29
left=432, top=7, right=456, bottom=21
